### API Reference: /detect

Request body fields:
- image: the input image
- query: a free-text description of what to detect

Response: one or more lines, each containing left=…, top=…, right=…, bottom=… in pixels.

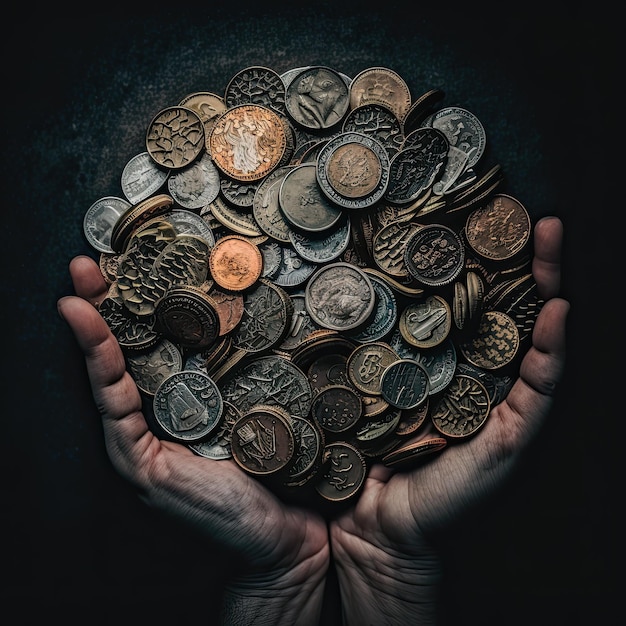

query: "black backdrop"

left=3, top=3, right=618, bottom=624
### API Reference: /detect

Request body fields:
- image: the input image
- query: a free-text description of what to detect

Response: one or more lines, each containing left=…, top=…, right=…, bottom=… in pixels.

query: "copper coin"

left=208, top=104, right=286, bottom=182
left=465, top=194, right=531, bottom=261
left=209, top=234, right=263, bottom=291
left=381, top=437, right=447, bottom=468
left=230, top=405, right=295, bottom=476
left=315, top=442, right=367, bottom=502
left=395, top=398, right=430, bottom=436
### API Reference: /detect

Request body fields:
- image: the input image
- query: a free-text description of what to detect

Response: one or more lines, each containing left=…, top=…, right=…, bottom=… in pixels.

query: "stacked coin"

left=83, top=65, right=542, bottom=506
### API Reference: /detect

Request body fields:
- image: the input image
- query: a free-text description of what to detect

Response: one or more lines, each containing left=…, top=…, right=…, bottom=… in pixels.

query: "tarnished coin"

left=284, top=415, right=325, bottom=487
left=316, top=131, right=390, bottom=209
left=307, top=352, right=351, bottom=390
left=278, top=162, right=343, bottom=232
left=155, top=285, right=221, bottom=349
left=453, top=280, right=469, bottom=330
left=230, top=278, right=294, bottom=353
left=431, top=374, right=491, bottom=438
left=83, top=196, right=131, bottom=254
left=284, top=66, right=350, bottom=130
left=399, top=295, right=452, bottom=349
left=270, top=245, right=318, bottom=289
left=372, top=220, right=424, bottom=278
left=403, top=88, right=446, bottom=134
left=380, top=359, right=430, bottom=410
left=167, top=152, right=221, bottom=209
left=126, top=338, right=183, bottom=396
left=208, top=195, right=264, bottom=237
left=153, top=369, right=223, bottom=443
left=224, top=65, right=286, bottom=116
left=146, top=106, right=205, bottom=170
left=110, top=193, right=174, bottom=253
left=346, top=272, right=398, bottom=344
left=315, top=442, right=367, bottom=502
left=395, top=398, right=430, bottom=436
left=207, top=286, right=245, bottom=336
left=189, top=400, right=241, bottom=460
left=342, top=102, right=404, bottom=156
left=354, top=407, right=402, bottom=443
left=219, top=177, right=259, bottom=208
left=384, top=128, right=449, bottom=204
left=145, top=208, right=215, bottom=248
left=219, top=354, right=313, bottom=418
left=252, top=165, right=297, bottom=243
left=311, top=384, right=363, bottom=433
left=382, top=437, right=447, bottom=468
left=99, top=291, right=160, bottom=352
left=465, top=194, right=531, bottom=261
left=349, top=66, right=412, bottom=121
left=404, top=224, right=465, bottom=287
left=466, top=270, right=485, bottom=324
left=209, top=234, right=263, bottom=291
left=459, top=310, right=520, bottom=370
left=120, top=152, right=170, bottom=205
left=289, top=214, right=351, bottom=263
left=305, top=262, right=375, bottom=331
left=426, top=105, right=486, bottom=169
left=346, top=341, right=399, bottom=396
left=231, top=405, right=295, bottom=476
left=208, top=104, right=286, bottom=182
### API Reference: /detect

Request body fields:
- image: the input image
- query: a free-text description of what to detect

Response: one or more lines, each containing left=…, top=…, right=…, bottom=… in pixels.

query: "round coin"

left=431, top=374, right=491, bottom=438
left=305, top=262, right=375, bottom=331
left=83, top=196, right=131, bottom=254
left=315, top=442, right=367, bottom=502
left=230, top=405, right=295, bottom=476
left=146, top=106, right=205, bottom=170
left=310, top=384, right=363, bottom=434
left=209, top=234, right=263, bottom=291
left=380, top=359, right=430, bottom=410
left=208, top=104, right=287, bottom=182
left=152, top=369, right=223, bottom=443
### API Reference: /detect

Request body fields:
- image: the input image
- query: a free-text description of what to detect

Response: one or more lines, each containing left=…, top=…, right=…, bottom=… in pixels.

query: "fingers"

left=532, top=216, right=563, bottom=301
left=69, top=255, right=109, bottom=307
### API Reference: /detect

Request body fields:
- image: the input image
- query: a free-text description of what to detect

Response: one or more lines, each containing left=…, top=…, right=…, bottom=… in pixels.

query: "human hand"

left=57, top=256, right=330, bottom=626
left=328, top=216, right=569, bottom=625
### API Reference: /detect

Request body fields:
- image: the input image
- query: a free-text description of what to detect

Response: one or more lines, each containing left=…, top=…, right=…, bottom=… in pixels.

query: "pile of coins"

left=82, top=65, right=542, bottom=506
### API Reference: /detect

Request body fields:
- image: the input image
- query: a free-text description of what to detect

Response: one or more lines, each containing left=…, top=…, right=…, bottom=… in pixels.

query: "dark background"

left=3, top=3, right=618, bottom=624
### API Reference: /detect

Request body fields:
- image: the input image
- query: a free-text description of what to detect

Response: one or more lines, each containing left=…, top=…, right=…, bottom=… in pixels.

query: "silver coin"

left=188, top=401, right=241, bottom=460
left=252, top=165, right=296, bottom=243
left=120, top=151, right=170, bottom=205
left=219, top=354, right=313, bottom=418
left=347, top=273, right=397, bottom=344
left=289, top=215, right=351, bottom=263
left=284, top=66, right=350, bottom=131
left=83, top=196, right=131, bottom=253
left=167, top=152, right=220, bottom=209
left=426, top=106, right=486, bottom=169
left=271, top=245, right=318, bottom=288
left=380, top=359, right=430, bottom=410
left=165, top=209, right=216, bottom=248
left=281, top=66, right=352, bottom=90
left=305, top=262, right=375, bottom=331
left=126, top=338, right=183, bottom=396
left=153, top=369, right=223, bottom=443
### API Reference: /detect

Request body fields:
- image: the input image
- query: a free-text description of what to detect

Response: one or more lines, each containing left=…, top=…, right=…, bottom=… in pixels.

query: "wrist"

left=219, top=562, right=327, bottom=626
left=334, top=542, right=443, bottom=625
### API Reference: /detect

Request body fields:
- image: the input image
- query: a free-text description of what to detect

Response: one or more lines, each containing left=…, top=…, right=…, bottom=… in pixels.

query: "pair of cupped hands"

left=57, top=216, right=568, bottom=625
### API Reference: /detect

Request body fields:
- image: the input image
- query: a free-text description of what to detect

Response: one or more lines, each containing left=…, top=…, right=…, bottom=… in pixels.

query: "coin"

left=83, top=196, right=131, bottom=254
left=208, top=104, right=286, bottom=181
left=153, top=369, right=223, bottom=443
left=349, top=66, right=412, bottom=121
left=315, top=442, right=367, bottom=502
left=209, top=234, right=263, bottom=291
left=310, top=384, right=363, bottom=433
left=380, top=359, right=430, bottom=410
left=230, top=405, right=295, bottom=476
left=382, top=437, right=447, bottom=468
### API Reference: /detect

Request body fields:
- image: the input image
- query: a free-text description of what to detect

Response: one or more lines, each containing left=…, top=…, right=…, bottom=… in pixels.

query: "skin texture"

left=57, top=216, right=568, bottom=625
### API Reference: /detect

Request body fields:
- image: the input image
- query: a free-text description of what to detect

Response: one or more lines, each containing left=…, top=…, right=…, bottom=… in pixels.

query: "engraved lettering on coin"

left=346, top=341, right=399, bottom=396
left=153, top=369, right=223, bottom=443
